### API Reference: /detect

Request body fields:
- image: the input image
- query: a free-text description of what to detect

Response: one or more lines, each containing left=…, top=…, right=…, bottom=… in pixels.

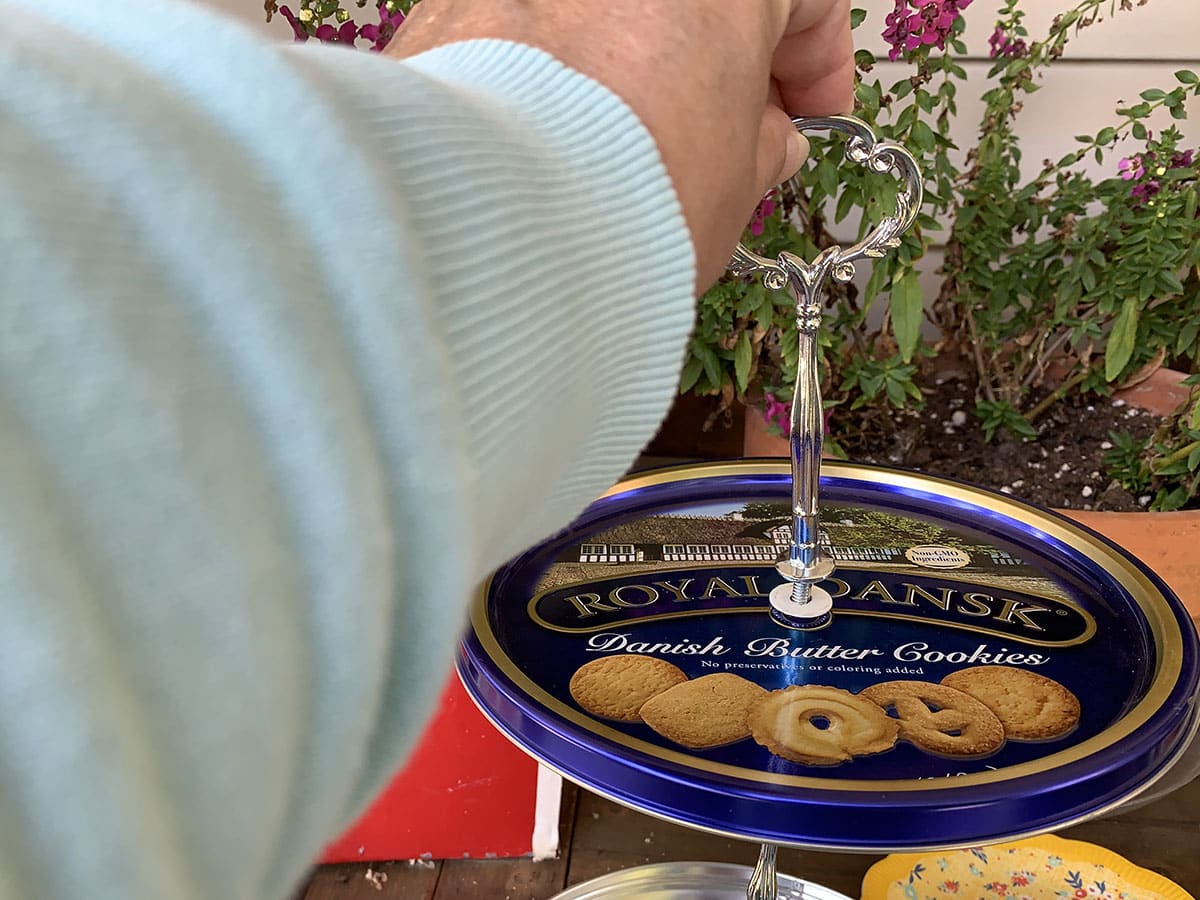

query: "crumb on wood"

left=363, top=867, right=388, bottom=892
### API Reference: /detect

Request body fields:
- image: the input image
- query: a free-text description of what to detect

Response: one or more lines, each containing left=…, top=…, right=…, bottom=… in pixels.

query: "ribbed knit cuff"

left=288, top=38, right=697, bottom=566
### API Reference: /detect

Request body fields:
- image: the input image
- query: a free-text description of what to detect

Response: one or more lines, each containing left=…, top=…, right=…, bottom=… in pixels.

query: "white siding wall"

left=201, top=1, right=1200, bottom=177
left=854, top=1, right=1200, bottom=304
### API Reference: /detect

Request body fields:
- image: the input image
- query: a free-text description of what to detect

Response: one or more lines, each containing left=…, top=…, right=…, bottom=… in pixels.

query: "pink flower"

left=1131, top=179, right=1161, bottom=203
left=360, top=1, right=406, bottom=52
left=987, top=26, right=1027, bottom=58
left=883, top=0, right=973, bottom=61
left=279, top=5, right=309, bottom=42
left=1118, top=156, right=1145, bottom=180
left=748, top=190, right=778, bottom=237
left=763, top=392, right=792, bottom=435
left=315, top=20, right=360, bottom=46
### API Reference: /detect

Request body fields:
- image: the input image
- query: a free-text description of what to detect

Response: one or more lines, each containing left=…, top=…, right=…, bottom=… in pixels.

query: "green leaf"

left=1105, top=297, right=1139, bottom=382
left=1189, top=446, right=1200, bottom=472
left=756, top=296, right=776, bottom=330
left=890, top=269, right=924, bottom=363
left=850, top=7, right=867, bottom=28
left=1096, top=126, right=1116, bottom=145
left=1133, top=122, right=1148, bottom=140
left=885, top=377, right=906, bottom=407
left=857, top=80, right=881, bottom=113
left=817, top=160, right=839, bottom=198
left=1170, top=104, right=1189, bottom=120
left=733, top=330, right=753, bottom=393
left=863, top=260, right=889, bottom=304
left=679, top=356, right=703, bottom=394
left=910, top=120, right=936, bottom=153
left=1176, top=69, right=1199, bottom=85
left=1140, top=88, right=1167, bottom=101
left=1159, top=270, right=1185, bottom=295
left=835, top=187, right=858, bottom=224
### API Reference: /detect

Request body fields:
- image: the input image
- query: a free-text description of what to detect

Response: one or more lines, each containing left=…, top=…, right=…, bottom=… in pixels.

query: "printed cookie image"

left=860, top=680, right=1006, bottom=757
left=748, top=685, right=899, bottom=766
left=568, top=655, right=688, bottom=723
left=942, top=665, right=1081, bottom=741
left=639, top=673, right=768, bottom=750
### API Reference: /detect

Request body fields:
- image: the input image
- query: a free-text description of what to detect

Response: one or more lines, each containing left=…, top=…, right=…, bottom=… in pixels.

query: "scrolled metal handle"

left=729, top=114, right=923, bottom=318
left=729, top=115, right=922, bottom=631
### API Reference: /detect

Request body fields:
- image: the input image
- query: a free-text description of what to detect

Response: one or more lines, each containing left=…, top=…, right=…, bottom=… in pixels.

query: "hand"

left=387, top=0, right=854, bottom=289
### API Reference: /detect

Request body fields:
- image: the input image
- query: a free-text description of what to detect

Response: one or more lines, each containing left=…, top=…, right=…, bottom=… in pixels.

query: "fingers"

left=773, top=0, right=855, bottom=115
left=756, top=101, right=810, bottom=196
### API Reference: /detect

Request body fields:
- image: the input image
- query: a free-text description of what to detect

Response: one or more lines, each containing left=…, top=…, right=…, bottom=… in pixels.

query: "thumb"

left=755, top=103, right=809, bottom=198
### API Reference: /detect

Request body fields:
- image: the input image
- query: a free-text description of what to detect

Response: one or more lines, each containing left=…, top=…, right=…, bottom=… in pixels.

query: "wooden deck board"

left=298, top=774, right=1200, bottom=898
left=300, top=861, right=440, bottom=899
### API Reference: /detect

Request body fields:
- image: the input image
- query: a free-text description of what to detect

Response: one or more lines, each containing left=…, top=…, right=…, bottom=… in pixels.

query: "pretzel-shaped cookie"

left=748, top=685, right=899, bottom=766
left=860, top=680, right=1006, bottom=758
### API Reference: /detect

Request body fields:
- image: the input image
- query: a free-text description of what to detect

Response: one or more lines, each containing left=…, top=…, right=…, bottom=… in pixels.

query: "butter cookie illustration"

left=942, top=665, right=1080, bottom=741
left=861, top=680, right=1006, bottom=757
left=569, top=655, right=688, bottom=722
left=748, top=684, right=899, bottom=766
left=640, top=673, right=768, bottom=749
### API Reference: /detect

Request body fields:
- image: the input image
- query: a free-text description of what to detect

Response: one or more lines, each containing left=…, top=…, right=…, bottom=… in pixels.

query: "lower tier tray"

left=457, top=461, right=1199, bottom=852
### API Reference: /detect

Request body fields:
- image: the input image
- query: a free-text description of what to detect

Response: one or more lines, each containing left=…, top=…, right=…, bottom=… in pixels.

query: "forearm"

left=0, top=1, right=692, bottom=897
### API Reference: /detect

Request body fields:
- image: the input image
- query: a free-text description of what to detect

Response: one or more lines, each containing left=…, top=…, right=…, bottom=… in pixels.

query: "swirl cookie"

left=860, top=680, right=1006, bottom=757
left=748, top=685, right=899, bottom=766
left=568, top=655, right=688, bottom=722
left=942, top=665, right=1081, bottom=741
left=639, top=673, right=768, bottom=749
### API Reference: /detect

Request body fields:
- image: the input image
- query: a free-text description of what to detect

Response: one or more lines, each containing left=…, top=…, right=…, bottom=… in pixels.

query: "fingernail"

left=781, top=131, right=810, bottom=182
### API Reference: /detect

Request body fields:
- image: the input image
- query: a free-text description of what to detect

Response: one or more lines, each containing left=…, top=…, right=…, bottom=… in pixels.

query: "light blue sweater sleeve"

left=0, top=2, right=695, bottom=898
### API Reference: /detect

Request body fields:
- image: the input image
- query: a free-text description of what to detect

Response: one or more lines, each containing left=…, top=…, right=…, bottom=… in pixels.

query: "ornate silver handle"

left=730, top=115, right=923, bottom=629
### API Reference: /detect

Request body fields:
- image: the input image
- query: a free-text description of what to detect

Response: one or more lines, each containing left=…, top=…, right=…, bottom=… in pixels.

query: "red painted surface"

left=320, top=674, right=540, bottom=863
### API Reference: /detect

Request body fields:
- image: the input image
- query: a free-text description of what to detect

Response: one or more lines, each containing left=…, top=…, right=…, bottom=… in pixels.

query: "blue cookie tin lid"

left=457, top=461, right=1200, bottom=852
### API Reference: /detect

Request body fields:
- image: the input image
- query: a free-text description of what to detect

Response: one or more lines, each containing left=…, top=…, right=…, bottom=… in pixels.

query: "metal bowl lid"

left=549, top=861, right=852, bottom=899
left=458, top=461, right=1199, bottom=852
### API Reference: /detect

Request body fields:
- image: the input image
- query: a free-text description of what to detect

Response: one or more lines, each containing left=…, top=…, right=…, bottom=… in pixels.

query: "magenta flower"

left=763, top=392, right=792, bottom=434
left=987, top=26, right=1027, bottom=58
left=361, top=2, right=406, bottom=52
left=315, top=20, right=361, bottom=46
left=279, top=6, right=309, bottom=42
left=1118, top=156, right=1145, bottom=181
left=748, top=190, right=778, bottom=237
left=1171, top=149, right=1195, bottom=169
left=883, top=0, right=973, bottom=61
left=1131, top=179, right=1161, bottom=203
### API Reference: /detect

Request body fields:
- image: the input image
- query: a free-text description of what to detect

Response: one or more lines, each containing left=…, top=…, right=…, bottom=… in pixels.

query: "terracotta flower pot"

left=741, top=402, right=791, bottom=457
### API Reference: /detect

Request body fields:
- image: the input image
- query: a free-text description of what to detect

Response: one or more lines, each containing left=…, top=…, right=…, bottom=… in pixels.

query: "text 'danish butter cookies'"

left=860, top=680, right=1006, bottom=757
left=639, top=673, right=768, bottom=749
left=569, top=655, right=688, bottom=722
left=941, top=665, right=1081, bottom=741
left=748, top=684, right=899, bottom=766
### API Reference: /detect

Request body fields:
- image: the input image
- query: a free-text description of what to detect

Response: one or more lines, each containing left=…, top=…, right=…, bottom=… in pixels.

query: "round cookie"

left=860, top=680, right=1006, bottom=757
left=568, top=655, right=688, bottom=722
left=748, top=684, right=899, bottom=766
left=941, top=665, right=1081, bottom=741
left=639, top=673, right=768, bottom=749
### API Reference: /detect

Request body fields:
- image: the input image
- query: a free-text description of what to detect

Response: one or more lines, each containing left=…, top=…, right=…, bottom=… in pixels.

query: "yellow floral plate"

left=861, top=834, right=1193, bottom=900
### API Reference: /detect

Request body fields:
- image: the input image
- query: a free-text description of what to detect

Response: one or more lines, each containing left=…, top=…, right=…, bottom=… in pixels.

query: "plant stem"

left=1026, top=369, right=1089, bottom=423
left=964, top=308, right=996, bottom=404
left=1022, top=329, right=1074, bottom=389
left=1153, top=439, right=1200, bottom=473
